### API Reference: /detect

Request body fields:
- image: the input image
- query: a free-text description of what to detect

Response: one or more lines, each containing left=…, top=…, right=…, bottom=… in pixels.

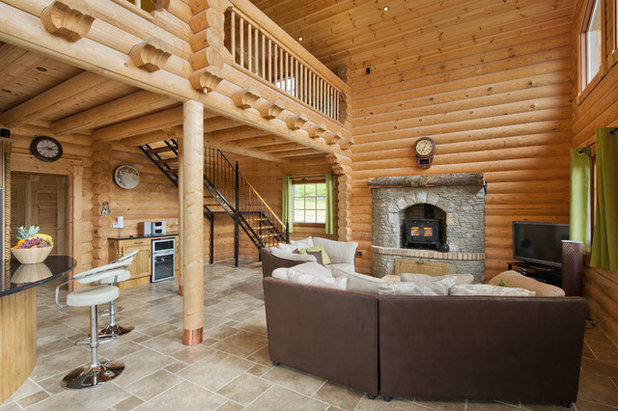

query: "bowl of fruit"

left=11, top=226, right=54, bottom=264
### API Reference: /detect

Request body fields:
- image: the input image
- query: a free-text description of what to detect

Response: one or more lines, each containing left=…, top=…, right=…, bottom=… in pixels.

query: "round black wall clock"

left=30, top=136, right=63, bottom=162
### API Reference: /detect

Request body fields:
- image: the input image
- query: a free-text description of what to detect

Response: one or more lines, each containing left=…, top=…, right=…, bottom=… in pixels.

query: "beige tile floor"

left=2, top=260, right=618, bottom=411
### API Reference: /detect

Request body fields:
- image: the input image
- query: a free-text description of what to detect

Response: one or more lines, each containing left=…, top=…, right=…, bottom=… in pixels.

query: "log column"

left=182, top=99, right=204, bottom=345
left=177, top=137, right=184, bottom=296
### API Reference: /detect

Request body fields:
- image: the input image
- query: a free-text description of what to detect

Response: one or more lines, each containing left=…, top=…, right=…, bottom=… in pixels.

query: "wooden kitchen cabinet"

left=108, top=238, right=152, bottom=289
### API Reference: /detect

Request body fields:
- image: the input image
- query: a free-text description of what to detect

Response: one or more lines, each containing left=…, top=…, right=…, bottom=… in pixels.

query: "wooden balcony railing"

left=224, top=2, right=349, bottom=124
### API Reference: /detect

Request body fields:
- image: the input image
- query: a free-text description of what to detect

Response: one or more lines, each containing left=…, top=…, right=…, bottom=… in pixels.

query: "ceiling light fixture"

left=298, top=36, right=303, bottom=42
left=383, top=5, right=389, bottom=12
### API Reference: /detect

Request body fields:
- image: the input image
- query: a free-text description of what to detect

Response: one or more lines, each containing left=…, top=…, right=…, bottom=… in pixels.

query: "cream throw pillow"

left=488, top=270, right=565, bottom=297
left=289, top=237, right=314, bottom=250
left=331, top=266, right=388, bottom=293
left=401, top=273, right=475, bottom=285
left=378, top=275, right=456, bottom=296
left=272, top=262, right=332, bottom=280
left=272, top=268, right=346, bottom=290
left=450, top=284, right=535, bottom=296
left=312, top=237, right=358, bottom=265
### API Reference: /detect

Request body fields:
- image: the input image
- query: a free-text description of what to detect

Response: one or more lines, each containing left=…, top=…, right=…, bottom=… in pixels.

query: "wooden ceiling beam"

left=51, top=90, right=176, bottom=135
left=91, top=106, right=183, bottom=142
left=210, top=126, right=272, bottom=142
left=0, top=71, right=106, bottom=126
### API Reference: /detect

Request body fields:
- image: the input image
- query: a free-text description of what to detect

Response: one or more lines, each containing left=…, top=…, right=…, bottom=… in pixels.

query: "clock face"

left=415, top=138, right=435, bottom=156
left=30, top=136, right=63, bottom=162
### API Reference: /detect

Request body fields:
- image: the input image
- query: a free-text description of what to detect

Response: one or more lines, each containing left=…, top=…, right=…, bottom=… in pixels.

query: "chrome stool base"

left=62, top=360, right=125, bottom=389
left=99, top=323, right=134, bottom=338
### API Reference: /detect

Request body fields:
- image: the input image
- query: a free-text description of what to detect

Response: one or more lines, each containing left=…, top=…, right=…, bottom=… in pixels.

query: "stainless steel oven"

left=151, top=238, right=175, bottom=282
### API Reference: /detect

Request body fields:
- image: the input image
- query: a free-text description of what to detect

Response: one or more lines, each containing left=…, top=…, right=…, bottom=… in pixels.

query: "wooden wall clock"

left=30, top=136, right=63, bottom=162
left=414, top=137, right=435, bottom=169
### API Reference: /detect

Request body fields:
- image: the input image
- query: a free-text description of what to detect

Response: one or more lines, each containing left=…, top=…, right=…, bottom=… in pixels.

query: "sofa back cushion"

left=401, top=273, right=475, bottom=285
left=450, top=284, right=535, bottom=296
left=378, top=275, right=457, bottom=296
left=331, top=266, right=389, bottom=293
left=313, top=237, right=358, bottom=265
left=488, top=271, right=565, bottom=297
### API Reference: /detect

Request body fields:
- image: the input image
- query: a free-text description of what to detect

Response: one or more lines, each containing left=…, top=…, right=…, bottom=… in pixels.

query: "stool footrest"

left=99, top=324, right=135, bottom=338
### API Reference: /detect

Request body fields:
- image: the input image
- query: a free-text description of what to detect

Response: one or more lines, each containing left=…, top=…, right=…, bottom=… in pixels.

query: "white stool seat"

left=67, top=285, right=119, bottom=307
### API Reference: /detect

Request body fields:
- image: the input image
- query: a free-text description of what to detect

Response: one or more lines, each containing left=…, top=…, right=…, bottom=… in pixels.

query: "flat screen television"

left=512, top=221, right=569, bottom=268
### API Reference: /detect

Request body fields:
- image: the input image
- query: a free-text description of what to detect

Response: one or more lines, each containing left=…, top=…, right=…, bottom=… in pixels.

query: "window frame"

left=291, top=180, right=327, bottom=225
left=609, top=0, right=618, bottom=68
left=578, top=0, right=606, bottom=102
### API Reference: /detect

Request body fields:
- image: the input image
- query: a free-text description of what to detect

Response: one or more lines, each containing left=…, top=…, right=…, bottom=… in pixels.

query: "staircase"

left=139, top=139, right=288, bottom=266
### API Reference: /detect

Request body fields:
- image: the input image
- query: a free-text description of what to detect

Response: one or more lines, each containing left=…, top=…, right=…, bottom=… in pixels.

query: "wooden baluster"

left=239, top=18, right=244, bottom=69
left=135, top=0, right=141, bottom=9
left=279, top=47, right=283, bottom=90
left=231, top=11, right=236, bottom=64
left=295, top=59, right=299, bottom=98
left=284, top=51, right=288, bottom=93
left=253, top=29, right=260, bottom=76
left=273, top=45, right=277, bottom=87
left=268, top=39, right=272, bottom=83
left=335, top=89, right=339, bottom=122
left=247, top=22, right=252, bottom=72
left=261, top=31, right=265, bottom=80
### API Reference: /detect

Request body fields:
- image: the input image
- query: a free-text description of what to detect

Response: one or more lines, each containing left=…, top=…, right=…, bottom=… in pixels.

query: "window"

left=580, top=0, right=603, bottom=90
left=293, top=182, right=326, bottom=223
left=275, top=76, right=296, bottom=96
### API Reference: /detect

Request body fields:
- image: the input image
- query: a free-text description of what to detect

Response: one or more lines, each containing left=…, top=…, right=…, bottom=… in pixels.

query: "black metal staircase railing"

left=139, top=140, right=288, bottom=266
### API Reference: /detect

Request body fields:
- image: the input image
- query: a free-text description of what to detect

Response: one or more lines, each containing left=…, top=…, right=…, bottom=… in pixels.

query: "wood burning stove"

left=405, top=218, right=440, bottom=249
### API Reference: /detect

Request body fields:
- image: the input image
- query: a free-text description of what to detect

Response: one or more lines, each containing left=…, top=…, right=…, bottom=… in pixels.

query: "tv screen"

left=512, top=221, right=569, bottom=268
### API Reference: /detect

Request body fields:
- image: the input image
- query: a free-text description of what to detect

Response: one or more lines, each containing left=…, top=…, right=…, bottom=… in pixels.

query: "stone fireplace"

left=370, top=173, right=486, bottom=282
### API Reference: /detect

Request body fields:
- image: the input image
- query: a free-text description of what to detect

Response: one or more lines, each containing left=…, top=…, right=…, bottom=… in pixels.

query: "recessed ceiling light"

left=1, top=89, right=11, bottom=93
left=36, top=66, right=47, bottom=72
left=383, top=5, right=389, bottom=12
left=298, top=36, right=303, bottom=42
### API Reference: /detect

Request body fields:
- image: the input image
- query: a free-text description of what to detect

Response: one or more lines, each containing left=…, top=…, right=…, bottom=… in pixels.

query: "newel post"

left=182, top=99, right=204, bottom=346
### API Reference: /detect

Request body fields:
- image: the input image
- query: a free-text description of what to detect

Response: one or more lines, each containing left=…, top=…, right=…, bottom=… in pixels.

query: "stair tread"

left=146, top=146, right=175, bottom=154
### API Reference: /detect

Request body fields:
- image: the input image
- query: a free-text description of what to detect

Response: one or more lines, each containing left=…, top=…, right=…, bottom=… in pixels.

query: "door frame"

left=11, top=153, right=83, bottom=274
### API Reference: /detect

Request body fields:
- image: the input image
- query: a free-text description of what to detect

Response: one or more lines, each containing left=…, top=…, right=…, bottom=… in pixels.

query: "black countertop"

left=107, top=233, right=179, bottom=241
left=1, top=256, right=76, bottom=297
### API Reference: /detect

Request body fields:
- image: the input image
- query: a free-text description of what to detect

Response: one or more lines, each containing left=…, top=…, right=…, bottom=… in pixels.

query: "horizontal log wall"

left=349, top=22, right=576, bottom=278
left=573, top=0, right=618, bottom=345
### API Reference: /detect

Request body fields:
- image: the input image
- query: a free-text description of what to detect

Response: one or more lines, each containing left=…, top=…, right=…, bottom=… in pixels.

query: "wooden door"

left=10, top=172, right=69, bottom=255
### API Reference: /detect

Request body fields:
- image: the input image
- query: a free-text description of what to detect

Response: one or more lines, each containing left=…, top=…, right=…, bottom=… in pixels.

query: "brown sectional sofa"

left=262, top=276, right=588, bottom=405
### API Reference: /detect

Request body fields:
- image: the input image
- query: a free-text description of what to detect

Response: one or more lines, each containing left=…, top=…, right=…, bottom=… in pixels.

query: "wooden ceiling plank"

left=0, top=71, right=105, bottom=126
left=51, top=90, right=175, bottom=135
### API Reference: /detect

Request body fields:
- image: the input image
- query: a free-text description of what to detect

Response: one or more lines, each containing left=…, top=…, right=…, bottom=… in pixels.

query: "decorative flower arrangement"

left=11, top=226, right=54, bottom=264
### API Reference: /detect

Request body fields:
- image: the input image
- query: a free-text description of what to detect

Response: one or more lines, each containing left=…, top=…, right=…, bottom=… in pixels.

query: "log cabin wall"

left=572, top=0, right=618, bottom=345
left=348, top=21, right=576, bottom=277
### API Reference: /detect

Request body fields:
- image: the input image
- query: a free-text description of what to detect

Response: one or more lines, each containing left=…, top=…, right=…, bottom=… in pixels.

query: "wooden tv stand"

left=506, top=261, right=561, bottom=287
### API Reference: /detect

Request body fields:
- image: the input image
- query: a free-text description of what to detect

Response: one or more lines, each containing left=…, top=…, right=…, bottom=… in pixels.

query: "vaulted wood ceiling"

left=0, top=42, right=329, bottom=163
left=250, top=0, right=577, bottom=72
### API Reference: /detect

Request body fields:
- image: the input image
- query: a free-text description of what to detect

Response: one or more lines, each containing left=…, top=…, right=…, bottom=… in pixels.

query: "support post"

left=182, top=100, right=204, bottom=346
left=177, top=138, right=184, bottom=296
left=234, top=161, right=239, bottom=267
left=209, top=216, right=214, bottom=265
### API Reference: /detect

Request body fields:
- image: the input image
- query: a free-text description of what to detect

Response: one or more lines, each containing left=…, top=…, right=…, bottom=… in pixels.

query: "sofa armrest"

left=260, top=247, right=306, bottom=278
left=263, top=277, right=379, bottom=395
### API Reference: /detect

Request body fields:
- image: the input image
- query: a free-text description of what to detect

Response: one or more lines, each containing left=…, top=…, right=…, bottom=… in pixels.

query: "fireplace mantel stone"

left=368, top=173, right=484, bottom=188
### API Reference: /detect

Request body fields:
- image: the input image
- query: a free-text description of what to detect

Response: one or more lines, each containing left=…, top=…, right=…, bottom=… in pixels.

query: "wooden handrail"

left=229, top=0, right=350, bottom=95
left=241, top=175, right=285, bottom=227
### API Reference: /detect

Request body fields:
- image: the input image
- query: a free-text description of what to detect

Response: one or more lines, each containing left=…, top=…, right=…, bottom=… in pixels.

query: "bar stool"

left=98, top=250, right=138, bottom=339
left=55, top=269, right=126, bottom=389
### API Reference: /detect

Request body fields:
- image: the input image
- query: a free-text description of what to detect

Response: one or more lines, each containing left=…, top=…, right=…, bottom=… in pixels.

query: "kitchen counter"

left=107, top=233, right=178, bottom=241
left=1, top=256, right=76, bottom=402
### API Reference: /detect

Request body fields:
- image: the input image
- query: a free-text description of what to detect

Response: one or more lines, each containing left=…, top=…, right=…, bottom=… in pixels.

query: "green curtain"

left=325, top=173, right=334, bottom=235
left=569, top=147, right=591, bottom=251
left=590, top=128, right=618, bottom=271
left=281, top=176, right=293, bottom=233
